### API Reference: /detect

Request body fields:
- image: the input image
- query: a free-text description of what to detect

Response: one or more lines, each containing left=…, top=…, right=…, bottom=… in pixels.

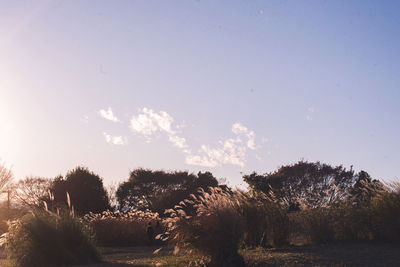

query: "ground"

left=1, top=243, right=400, bottom=266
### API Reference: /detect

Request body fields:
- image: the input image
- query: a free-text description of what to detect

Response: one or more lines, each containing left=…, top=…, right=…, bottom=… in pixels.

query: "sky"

left=0, top=0, right=399, bottom=187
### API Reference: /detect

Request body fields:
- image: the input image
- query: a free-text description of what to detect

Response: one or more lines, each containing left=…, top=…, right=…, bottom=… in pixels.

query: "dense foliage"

left=1, top=162, right=399, bottom=267
left=163, top=187, right=246, bottom=267
left=51, top=166, right=110, bottom=215
left=82, top=209, right=161, bottom=246
left=243, top=161, right=357, bottom=208
left=116, top=169, right=218, bottom=213
left=4, top=211, right=100, bottom=267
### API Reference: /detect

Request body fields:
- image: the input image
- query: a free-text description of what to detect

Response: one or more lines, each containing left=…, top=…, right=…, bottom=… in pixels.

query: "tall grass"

left=238, top=190, right=290, bottom=248
left=163, top=187, right=245, bottom=267
left=292, top=181, right=400, bottom=244
left=5, top=210, right=100, bottom=267
left=82, top=209, right=161, bottom=246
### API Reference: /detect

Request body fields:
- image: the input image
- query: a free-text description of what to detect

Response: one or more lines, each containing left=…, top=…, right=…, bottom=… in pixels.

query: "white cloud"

left=185, top=123, right=257, bottom=168
left=232, top=122, right=256, bottom=150
left=99, top=107, right=119, bottom=122
left=168, top=135, right=188, bottom=149
left=103, top=132, right=127, bottom=145
left=130, top=108, right=174, bottom=136
left=129, top=108, right=260, bottom=168
left=185, top=154, right=217, bottom=167
left=306, top=106, right=315, bottom=121
left=81, top=115, right=89, bottom=123
left=130, top=107, right=188, bottom=148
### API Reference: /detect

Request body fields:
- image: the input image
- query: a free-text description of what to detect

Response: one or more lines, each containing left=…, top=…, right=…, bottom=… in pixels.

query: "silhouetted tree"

left=243, top=161, right=356, bottom=209
left=349, top=170, right=385, bottom=205
left=0, top=163, right=13, bottom=195
left=13, top=177, right=52, bottom=208
left=51, top=166, right=110, bottom=215
left=116, top=169, right=218, bottom=213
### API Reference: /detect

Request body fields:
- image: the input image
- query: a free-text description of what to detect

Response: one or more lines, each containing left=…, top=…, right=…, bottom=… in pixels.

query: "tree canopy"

left=243, top=161, right=357, bottom=209
left=349, top=170, right=385, bottom=205
left=13, top=177, right=52, bottom=208
left=0, top=163, right=13, bottom=195
left=50, top=166, right=110, bottom=215
left=116, top=169, right=219, bottom=213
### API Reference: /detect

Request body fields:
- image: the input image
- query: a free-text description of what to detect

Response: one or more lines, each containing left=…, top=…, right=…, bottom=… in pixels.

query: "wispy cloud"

left=129, top=108, right=259, bottom=168
left=185, top=122, right=257, bottom=168
left=103, top=132, right=127, bottom=145
left=232, top=122, right=256, bottom=150
left=99, top=107, right=120, bottom=122
left=80, top=115, right=89, bottom=124
left=306, top=106, right=315, bottom=121
left=130, top=107, right=188, bottom=148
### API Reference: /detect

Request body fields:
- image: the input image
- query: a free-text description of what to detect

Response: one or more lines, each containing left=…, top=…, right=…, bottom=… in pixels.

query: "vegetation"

left=243, top=161, right=356, bottom=208
left=0, top=162, right=399, bottom=267
left=4, top=210, right=100, bottom=267
left=82, top=209, right=161, bottom=247
left=51, top=166, right=110, bottom=215
left=0, top=163, right=13, bottom=195
left=116, top=169, right=218, bottom=213
left=163, top=187, right=245, bottom=267
left=12, top=177, right=52, bottom=208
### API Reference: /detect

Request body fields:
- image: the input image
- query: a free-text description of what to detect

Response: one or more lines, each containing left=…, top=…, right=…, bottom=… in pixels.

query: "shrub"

left=83, top=209, right=161, bottom=246
left=238, top=191, right=269, bottom=248
left=265, top=201, right=291, bottom=247
left=5, top=210, right=100, bottom=267
left=297, top=208, right=335, bottom=244
left=238, top=190, right=290, bottom=248
left=369, top=191, right=400, bottom=241
left=329, top=203, right=374, bottom=242
left=164, top=187, right=245, bottom=267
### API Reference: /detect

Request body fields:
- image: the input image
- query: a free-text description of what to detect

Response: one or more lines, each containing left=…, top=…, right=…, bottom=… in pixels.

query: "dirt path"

left=2, top=243, right=400, bottom=266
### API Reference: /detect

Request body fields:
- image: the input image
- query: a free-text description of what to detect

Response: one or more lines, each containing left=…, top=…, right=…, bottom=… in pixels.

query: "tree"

left=51, top=166, right=110, bottom=215
left=13, top=177, right=52, bottom=208
left=349, top=170, right=385, bottom=205
left=116, top=169, right=219, bottom=213
left=0, top=162, right=13, bottom=195
left=243, top=161, right=356, bottom=209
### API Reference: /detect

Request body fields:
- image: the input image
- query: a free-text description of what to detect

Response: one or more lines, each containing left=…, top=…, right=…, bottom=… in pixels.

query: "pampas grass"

left=83, top=209, right=161, bottom=246
left=163, top=187, right=245, bottom=267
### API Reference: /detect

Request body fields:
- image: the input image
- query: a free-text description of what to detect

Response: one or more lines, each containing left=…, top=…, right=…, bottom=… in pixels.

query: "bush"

left=5, top=210, right=100, bottom=267
left=83, top=209, right=161, bottom=246
left=265, top=201, right=291, bottom=247
left=297, top=208, right=335, bottom=244
left=238, top=191, right=290, bottom=248
left=164, top=187, right=245, bottom=267
left=0, top=206, right=25, bottom=235
left=238, top=191, right=269, bottom=248
left=292, top=190, right=400, bottom=244
left=369, top=191, right=400, bottom=241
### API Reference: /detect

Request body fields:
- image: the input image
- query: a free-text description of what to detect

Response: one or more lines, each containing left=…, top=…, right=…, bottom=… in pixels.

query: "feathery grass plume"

left=66, top=191, right=71, bottom=208
left=43, top=201, right=48, bottom=212
left=4, top=210, right=100, bottom=267
left=162, top=186, right=245, bottom=267
left=82, top=208, right=161, bottom=246
left=367, top=184, right=400, bottom=241
left=236, top=189, right=290, bottom=248
left=48, top=190, right=54, bottom=201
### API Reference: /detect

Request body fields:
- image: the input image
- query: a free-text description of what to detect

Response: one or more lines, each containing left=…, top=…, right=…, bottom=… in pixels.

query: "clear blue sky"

left=1, top=0, right=399, bottom=187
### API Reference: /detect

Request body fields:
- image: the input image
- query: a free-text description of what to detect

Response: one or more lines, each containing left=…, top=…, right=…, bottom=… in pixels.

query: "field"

left=2, top=243, right=398, bottom=267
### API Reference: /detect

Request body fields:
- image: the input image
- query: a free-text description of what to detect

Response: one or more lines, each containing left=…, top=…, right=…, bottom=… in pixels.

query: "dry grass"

left=83, top=209, right=161, bottom=247
left=163, top=187, right=245, bottom=266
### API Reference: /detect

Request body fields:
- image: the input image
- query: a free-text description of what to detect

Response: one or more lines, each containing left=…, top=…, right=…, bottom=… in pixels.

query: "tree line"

left=0, top=161, right=385, bottom=216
